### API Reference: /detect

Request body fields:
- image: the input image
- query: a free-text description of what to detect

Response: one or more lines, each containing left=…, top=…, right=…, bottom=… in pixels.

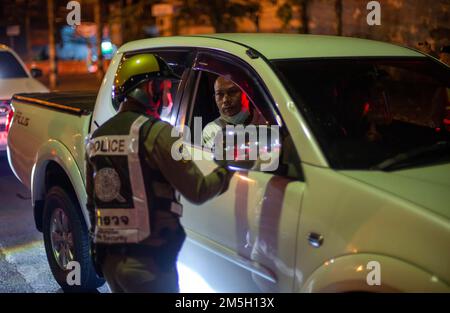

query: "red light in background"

left=241, top=92, right=250, bottom=110
left=167, top=92, right=173, bottom=106
left=363, top=102, right=371, bottom=115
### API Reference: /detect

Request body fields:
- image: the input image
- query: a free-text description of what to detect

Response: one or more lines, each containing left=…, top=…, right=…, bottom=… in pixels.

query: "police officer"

left=85, top=53, right=234, bottom=293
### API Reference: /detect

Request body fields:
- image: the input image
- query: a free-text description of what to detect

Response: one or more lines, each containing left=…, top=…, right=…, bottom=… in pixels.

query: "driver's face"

left=214, top=77, right=242, bottom=117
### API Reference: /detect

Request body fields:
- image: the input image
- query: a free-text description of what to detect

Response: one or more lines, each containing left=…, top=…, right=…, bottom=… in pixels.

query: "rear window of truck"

left=0, top=51, right=28, bottom=79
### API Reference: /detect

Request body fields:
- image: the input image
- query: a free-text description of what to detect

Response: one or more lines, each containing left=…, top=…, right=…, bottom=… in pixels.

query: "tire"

left=42, top=186, right=105, bottom=292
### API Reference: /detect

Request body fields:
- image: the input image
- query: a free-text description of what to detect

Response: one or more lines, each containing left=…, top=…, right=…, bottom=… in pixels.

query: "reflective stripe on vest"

left=88, top=115, right=151, bottom=244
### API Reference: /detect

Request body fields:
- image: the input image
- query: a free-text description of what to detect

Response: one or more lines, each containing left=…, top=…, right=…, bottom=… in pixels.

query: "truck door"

left=176, top=51, right=305, bottom=292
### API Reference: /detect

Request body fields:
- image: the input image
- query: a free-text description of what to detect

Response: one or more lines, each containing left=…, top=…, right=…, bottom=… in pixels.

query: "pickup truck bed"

left=8, top=91, right=95, bottom=192
left=12, top=91, right=97, bottom=115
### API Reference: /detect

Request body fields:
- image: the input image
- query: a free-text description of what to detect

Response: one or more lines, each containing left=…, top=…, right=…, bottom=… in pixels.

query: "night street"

left=0, top=153, right=211, bottom=293
left=0, top=152, right=112, bottom=292
left=0, top=152, right=61, bottom=292
left=0, top=0, right=448, bottom=298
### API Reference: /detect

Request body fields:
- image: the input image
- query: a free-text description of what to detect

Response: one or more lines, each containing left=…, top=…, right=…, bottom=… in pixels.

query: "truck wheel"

left=42, top=186, right=105, bottom=292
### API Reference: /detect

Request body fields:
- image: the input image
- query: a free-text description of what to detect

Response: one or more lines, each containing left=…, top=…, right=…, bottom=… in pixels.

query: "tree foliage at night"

left=176, top=0, right=261, bottom=33
left=274, top=0, right=310, bottom=34
left=108, top=0, right=158, bottom=41
left=274, top=0, right=343, bottom=35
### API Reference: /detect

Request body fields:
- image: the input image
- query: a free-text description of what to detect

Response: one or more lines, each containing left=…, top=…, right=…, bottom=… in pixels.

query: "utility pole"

left=47, top=0, right=57, bottom=89
left=94, top=0, right=105, bottom=79
left=299, top=0, right=309, bottom=34
left=25, top=0, right=32, bottom=62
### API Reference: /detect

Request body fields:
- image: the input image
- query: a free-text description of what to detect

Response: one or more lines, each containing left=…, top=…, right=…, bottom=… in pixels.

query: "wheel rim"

left=50, top=207, right=75, bottom=270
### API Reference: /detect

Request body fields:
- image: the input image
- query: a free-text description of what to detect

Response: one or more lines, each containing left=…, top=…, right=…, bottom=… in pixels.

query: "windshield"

left=0, top=51, right=28, bottom=79
left=273, top=57, right=450, bottom=170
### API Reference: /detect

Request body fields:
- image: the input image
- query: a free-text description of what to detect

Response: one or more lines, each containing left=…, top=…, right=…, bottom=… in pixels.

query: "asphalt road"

left=0, top=152, right=112, bottom=293
left=0, top=152, right=61, bottom=292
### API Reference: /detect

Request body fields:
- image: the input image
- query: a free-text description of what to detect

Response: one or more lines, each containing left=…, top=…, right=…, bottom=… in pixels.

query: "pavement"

left=0, top=152, right=61, bottom=292
left=0, top=153, right=111, bottom=293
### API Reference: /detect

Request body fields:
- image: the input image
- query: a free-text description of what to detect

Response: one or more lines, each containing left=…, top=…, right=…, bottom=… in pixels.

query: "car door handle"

left=308, top=232, right=324, bottom=248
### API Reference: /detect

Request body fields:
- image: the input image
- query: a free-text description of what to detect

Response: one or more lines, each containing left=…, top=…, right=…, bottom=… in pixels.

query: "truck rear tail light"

left=5, top=108, right=14, bottom=133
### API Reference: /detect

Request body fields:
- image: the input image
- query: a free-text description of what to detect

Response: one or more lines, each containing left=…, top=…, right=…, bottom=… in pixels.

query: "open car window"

left=181, top=51, right=302, bottom=178
left=186, top=70, right=268, bottom=144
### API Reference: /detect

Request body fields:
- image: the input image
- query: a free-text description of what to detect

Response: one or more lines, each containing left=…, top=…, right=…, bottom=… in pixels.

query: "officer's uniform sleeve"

left=144, top=122, right=234, bottom=205
left=202, top=121, right=221, bottom=149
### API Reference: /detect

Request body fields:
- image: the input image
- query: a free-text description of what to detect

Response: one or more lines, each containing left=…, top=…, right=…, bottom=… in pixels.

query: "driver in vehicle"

left=202, top=75, right=266, bottom=149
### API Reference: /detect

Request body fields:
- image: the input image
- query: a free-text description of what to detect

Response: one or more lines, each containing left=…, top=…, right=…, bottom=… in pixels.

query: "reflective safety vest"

left=87, top=112, right=181, bottom=244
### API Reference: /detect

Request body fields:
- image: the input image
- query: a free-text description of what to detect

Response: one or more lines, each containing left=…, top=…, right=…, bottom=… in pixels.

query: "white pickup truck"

left=7, top=34, right=450, bottom=292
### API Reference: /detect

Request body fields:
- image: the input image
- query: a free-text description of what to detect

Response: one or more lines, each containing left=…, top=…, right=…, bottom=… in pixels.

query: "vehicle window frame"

left=112, top=47, right=196, bottom=125
left=178, top=49, right=304, bottom=180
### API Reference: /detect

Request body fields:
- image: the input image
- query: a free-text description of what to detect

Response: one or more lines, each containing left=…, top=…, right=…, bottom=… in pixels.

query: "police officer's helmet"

left=113, top=53, right=179, bottom=107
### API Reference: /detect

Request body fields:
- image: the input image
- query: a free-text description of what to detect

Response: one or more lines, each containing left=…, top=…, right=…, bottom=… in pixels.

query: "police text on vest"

left=94, top=138, right=126, bottom=153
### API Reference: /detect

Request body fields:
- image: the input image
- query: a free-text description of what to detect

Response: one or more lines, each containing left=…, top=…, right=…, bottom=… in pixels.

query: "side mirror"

left=213, top=125, right=281, bottom=172
left=30, top=68, right=43, bottom=78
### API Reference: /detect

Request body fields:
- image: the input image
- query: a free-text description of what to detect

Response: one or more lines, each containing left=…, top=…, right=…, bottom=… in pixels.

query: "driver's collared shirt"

left=202, top=111, right=268, bottom=149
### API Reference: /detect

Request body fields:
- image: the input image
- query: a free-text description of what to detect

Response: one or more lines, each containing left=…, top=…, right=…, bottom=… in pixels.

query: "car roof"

left=119, top=33, right=424, bottom=60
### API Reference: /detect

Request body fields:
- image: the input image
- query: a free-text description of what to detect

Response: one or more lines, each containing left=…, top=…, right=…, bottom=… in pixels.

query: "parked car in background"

left=0, top=44, right=48, bottom=151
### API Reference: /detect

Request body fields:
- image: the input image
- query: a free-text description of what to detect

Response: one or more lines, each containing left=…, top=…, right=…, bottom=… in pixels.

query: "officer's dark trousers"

left=101, top=253, right=180, bottom=293
left=97, top=225, right=186, bottom=293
